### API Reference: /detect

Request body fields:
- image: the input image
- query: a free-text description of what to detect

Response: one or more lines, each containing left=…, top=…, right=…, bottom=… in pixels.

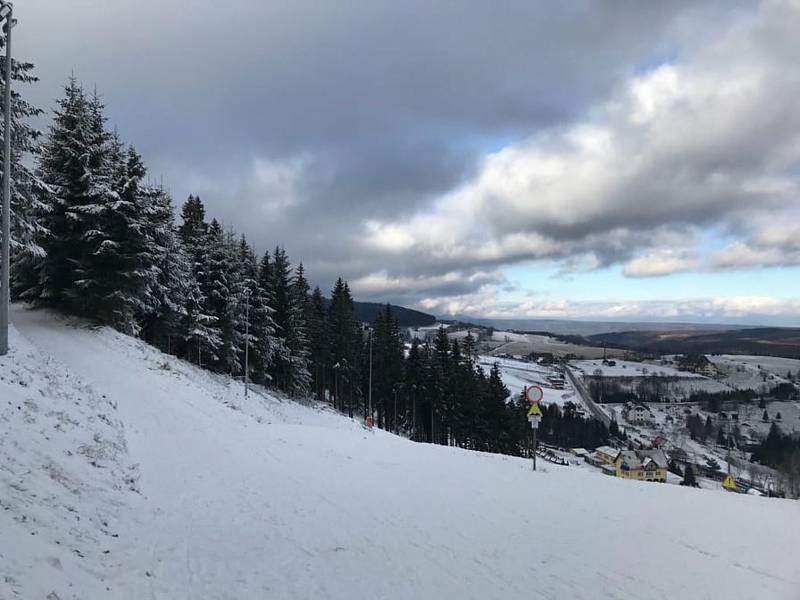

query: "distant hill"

left=590, top=327, right=800, bottom=359
left=353, top=301, right=436, bottom=327
left=440, top=315, right=745, bottom=337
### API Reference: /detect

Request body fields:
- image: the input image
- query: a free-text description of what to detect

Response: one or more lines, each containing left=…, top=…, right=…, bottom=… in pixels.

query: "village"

left=411, top=323, right=800, bottom=497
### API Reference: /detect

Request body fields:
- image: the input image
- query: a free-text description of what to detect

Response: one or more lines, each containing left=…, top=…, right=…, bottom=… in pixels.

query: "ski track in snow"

left=3, top=304, right=800, bottom=599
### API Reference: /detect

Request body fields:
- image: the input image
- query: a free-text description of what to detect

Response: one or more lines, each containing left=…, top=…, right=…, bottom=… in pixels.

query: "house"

left=615, top=449, right=668, bottom=482
left=696, top=358, right=720, bottom=378
left=593, top=446, right=621, bottom=465
left=677, top=354, right=720, bottom=378
left=622, top=402, right=655, bottom=426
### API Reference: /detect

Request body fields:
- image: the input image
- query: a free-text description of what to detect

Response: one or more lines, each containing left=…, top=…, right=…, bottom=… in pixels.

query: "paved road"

left=564, top=365, right=611, bottom=427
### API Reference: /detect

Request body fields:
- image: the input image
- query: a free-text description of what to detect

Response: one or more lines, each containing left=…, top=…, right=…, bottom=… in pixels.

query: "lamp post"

left=243, top=288, right=250, bottom=401
left=410, top=384, right=417, bottom=440
left=0, top=2, right=15, bottom=357
left=393, top=382, right=404, bottom=434
left=367, top=327, right=373, bottom=428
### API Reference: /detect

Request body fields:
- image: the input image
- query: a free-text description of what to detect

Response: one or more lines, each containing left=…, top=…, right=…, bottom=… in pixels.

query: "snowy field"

left=3, top=305, right=800, bottom=599
left=571, top=359, right=730, bottom=398
left=710, top=354, right=800, bottom=391
left=489, top=332, right=622, bottom=360
left=571, top=358, right=702, bottom=378
left=478, top=355, right=577, bottom=407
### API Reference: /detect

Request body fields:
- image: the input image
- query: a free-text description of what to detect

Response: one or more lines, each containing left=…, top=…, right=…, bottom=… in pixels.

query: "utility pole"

left=411, top=384, right=417, bottom=441
left=393, top=383, right=403, bottom=434
left=367, top=328, right=373, bottom=427
left=243, top=288, right=250, bottom=401
left=0, top=3, right=14, bottom=356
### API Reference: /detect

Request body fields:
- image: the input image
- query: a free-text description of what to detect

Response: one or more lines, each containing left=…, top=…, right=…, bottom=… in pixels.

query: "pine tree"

left=328, top=278, right=359, bottom=413
left=251, top=250, right=278, bottom=385
left=286, top=261, right=312, bottom=396
left=306, top=286, right=329, bottom=401
left=202, top=221, right=238, bottom=371
left=681, top=464, right=698, bottom=487
left=1, top=43, right=48, bottom=290
left=138, top=185, right=191, bottom=350
left=31, top=78, right=94, bottom=305
left=178, top=196, right=219, bottom=364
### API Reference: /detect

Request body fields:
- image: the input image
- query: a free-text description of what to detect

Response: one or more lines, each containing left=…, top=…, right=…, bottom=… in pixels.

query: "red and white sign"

left=525, top=385, right=543, bottom=405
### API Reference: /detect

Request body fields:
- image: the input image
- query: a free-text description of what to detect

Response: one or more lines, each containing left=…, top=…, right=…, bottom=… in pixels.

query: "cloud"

left=424, top=290, right=800, bottom=325
left=16, top=0, right=800, bottom=320
left=364, top=0, right=800, bottom=280
left=623, top=251, right=699, bottom=278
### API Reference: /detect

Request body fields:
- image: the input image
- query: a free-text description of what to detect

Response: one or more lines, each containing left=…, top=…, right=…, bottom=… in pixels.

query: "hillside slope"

left=3, top=305, right=800, bottom=599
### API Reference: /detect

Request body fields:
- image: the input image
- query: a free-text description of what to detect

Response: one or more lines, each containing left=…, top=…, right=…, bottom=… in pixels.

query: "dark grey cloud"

left=16, top=0, right=710, bottom=293
left=19, top=0, right=796, bottom=325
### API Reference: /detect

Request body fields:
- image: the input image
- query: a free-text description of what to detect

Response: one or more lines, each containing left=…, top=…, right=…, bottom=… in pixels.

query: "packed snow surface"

left=478, top=355, right=577, bottom=407
left=3, top=305, right=800, bottom=599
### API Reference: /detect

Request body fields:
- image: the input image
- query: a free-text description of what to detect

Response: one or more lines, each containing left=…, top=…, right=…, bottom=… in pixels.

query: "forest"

left=5, top=70, right=616, bottom=457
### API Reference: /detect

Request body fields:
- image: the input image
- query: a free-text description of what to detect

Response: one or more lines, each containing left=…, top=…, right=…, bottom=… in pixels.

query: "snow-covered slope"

left=3, top=305, right=800, bottom=599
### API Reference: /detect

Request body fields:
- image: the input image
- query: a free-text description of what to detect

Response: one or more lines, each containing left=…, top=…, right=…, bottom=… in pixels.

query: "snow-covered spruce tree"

left=234, top=236, right=277, bottom=386
left=81, top=138, right=157, bottom=333
left=178, top=195, right=220, bottom=364
left=138, top=185, right=191, bottom=349
left=25, top=78, right=93, bottom=305
left=266, top=248, right=292, bottom=392
left=202, top=220, right=238, bottom=372
left=287, top=262, right=312, bottom=396
left=264, top=248, right=311, bottom=396
left=306, top=285, right=329, bottom=401
left=251, top=250, right=278, bottom=385
left=327, top=277, right=361, bottom=413
left=0, top=41, right=48, bottom=294
left=64, top=90, right=120, bottom=317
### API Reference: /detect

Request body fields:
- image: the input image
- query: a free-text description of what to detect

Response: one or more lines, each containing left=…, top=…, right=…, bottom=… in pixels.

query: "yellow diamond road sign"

left=527, top=403, right=543, bottom=418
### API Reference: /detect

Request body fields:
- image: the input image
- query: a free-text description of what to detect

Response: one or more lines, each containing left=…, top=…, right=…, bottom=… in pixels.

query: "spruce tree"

left=179, top=197, right=220, bottom=364
left=306, top=286, right=329, bottom=401
left=1, top=43, right=48, bottom=291
left=33, top=78, right=94, bottom=305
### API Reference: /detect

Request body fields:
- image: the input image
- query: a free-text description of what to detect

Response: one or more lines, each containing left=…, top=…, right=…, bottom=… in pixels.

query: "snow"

left=710, top=354, right=800, bottom=391
left=571, top=359, right=703, bottom=379
left=3, top=305, right=800, bottom=599
left=478, top=355, right=578, bottom=407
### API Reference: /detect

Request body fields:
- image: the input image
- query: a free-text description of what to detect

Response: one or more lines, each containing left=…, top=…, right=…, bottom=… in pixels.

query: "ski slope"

left=3, top=305, right=800, bottom=599
left=478, top=355, right=577, bottom=407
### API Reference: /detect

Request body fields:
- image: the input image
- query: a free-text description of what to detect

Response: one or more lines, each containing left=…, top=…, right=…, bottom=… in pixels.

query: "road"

left=563, top=365, right=612, bottom=427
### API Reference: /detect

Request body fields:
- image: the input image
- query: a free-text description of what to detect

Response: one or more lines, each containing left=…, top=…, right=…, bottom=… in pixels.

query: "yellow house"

left=615, top=450, right=668, bottom=482
left=594, top=446, right=621, bottom=465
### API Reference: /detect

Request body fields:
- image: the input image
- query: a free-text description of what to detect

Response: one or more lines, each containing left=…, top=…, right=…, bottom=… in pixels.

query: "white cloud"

left=356, top=0, right=800, bottom=295
left=416, top=289, right=800, bottom=324
left=623, top=250, right=699, bottom=278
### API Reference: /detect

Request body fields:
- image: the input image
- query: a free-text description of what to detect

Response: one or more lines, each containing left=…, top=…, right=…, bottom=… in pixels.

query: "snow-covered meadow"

left=2, top=306, right=799, bottom=599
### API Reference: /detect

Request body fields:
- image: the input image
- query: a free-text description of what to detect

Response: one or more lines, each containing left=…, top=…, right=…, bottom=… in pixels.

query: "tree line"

left=5, top=74, right=620, bottom=457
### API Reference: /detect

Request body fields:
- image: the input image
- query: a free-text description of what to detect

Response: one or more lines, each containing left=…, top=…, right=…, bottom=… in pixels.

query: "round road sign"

left=526, top=385, right=544, bottom=405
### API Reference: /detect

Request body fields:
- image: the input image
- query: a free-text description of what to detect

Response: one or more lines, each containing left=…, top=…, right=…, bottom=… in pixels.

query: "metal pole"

left=532, top=428, right=537, bottom=472
left=244, top=290, right=249, bottom=401
left=431, top=397, right=434, bottom=444
left=0, top=7, right=12, bottom=356
left=368, top=329, right=373, bottom=421
left=411, top=385, right=416, bottom=441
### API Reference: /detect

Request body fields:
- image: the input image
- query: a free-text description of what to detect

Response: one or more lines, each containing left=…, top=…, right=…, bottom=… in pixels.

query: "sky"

left=15, top=0, right=800, bottom=325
